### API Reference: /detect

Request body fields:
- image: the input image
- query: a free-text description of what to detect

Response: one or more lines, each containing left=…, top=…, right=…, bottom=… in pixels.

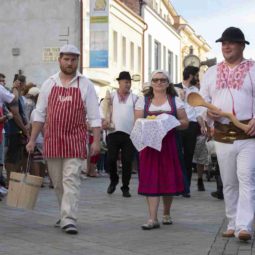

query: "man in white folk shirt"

left=26, top=44, right=101, bottom=235
left=200, top=27, right=255, bottom=241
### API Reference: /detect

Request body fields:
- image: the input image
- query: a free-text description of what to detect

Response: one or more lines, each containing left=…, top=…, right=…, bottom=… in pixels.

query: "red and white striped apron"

left=44, top=78, right=87, bottom=159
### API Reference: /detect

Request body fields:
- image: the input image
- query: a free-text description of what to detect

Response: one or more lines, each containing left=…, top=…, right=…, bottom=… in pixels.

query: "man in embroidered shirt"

left=200, top=27, right=255, bottom=241
left=102, top=71, right=137, bottom=198
left=26, top=44, right=101, bottom=235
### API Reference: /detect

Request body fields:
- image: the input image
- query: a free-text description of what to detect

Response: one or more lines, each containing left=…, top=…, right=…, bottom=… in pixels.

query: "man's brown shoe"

left=222, top=229, right=235, bottom=237
left=238, top=230, right=251, bottom=241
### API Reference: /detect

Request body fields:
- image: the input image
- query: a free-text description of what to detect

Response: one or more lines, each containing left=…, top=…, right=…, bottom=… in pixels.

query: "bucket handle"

left=16, top=153, right=35, bottom=209
left=23, top=153, right=32, bottom=177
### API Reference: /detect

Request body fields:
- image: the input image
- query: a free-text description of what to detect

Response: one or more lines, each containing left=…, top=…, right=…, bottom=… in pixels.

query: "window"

left=175, top=55, right=178, bottom=83
left=154, top=40, right=161, bottom=70
left=130, top=42, right=134, bottom=70
left=155, top=2, right=158, bottom=11
left=113, top=31, right=118, bottom=63
left=138, top=46, right=141, bottom=72
left=148, top=35, right=152, bottom=77
left=167, top=15, right=170, bottom=24
left=122, top=36, right=126, bottom=66
left=168, top=50, right=173, bottom=82
left=163, top=46, right=166, bottom=70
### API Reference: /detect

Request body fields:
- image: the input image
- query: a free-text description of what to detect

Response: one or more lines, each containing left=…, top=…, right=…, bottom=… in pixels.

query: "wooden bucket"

left=6, top=172, right=43, bottom=210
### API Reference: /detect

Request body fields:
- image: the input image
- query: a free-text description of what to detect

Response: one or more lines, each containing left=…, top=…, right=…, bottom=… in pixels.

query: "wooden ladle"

left=187, top=92, right=249, bottom=132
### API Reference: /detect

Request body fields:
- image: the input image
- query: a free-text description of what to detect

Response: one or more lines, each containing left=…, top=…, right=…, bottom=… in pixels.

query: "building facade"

left=0, top=0, right=211, bottom=93
left=0, top=0, right=81, bottom=86
left=121, top=0, right=211, bottom=83
left=83, top=0, right=146, bottom=97
left=173, top=15, right=211, bottom=76
left=142, top=0, right=181, bottom=83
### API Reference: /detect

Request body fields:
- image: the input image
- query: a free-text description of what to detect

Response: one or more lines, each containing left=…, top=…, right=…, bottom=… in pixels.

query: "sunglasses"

left=151, top=78, right=168, bottom=83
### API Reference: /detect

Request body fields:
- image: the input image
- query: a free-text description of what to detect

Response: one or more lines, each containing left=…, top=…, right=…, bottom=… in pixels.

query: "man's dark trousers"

left=107, top=131, right=134, bottom=191
left=179, top=122, right=199, bottom=187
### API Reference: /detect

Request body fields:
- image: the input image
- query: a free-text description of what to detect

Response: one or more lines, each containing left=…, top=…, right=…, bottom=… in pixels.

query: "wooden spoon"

left=187, top=92, right=249, bottom=132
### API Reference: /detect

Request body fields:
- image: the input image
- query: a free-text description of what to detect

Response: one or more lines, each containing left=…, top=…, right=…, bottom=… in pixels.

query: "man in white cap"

left=200, top=27, right=255, bottom=241
left=26, top=44, right=101, bottom=234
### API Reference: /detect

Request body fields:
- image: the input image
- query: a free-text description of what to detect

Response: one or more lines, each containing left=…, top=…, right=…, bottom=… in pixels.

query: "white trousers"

left=47, top=158, right=83, bottom=227
left=215, top=139, right=255, bottom=235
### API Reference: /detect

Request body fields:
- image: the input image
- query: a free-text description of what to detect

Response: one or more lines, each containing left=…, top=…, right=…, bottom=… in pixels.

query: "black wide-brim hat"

left=116, top=71, right=132, bottom=81
left=216, top=27, right=250, bottom=45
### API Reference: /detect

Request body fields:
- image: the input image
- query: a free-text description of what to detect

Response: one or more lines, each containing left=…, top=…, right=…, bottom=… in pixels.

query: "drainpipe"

left=140, top=0, right=147, bottom=84
left=142, top=22, right=148, bottom=84
left=80, top=0, right=83, bottom=73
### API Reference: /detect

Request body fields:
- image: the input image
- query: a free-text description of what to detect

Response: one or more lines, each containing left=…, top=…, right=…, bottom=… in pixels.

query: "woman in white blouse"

left=135, top=70, right=189, bottom=230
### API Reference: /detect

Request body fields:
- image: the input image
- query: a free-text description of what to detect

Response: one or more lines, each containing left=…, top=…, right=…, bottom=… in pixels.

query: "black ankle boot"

left=197, top=178, right=205, bottom=191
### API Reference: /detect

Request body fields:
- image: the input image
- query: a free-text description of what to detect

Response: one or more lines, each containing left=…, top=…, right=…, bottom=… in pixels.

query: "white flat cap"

left=28, top=87, right=40, bottom=96
left=59, top=44, right=80, bottom=55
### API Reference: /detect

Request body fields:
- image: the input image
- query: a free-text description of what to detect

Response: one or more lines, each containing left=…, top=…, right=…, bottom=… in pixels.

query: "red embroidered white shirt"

left=200, top=59, right=255, bottom=124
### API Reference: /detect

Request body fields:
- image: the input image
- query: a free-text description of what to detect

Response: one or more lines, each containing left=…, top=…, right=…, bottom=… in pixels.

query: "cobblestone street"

left=0, top=175, right=254, bottom=255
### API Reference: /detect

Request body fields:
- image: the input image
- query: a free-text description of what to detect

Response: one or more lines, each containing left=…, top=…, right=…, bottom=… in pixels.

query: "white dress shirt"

left=30, top=109, right=44, bottom=144
left=33, top=71, right=101, bottom=127
left=182, top=84, right=204, bottom=122
left=0, top=85, right=14, bottom=107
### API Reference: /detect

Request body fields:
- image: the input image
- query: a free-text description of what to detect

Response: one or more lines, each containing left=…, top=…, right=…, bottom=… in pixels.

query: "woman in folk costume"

left=134, top=70, right=189, bottom=230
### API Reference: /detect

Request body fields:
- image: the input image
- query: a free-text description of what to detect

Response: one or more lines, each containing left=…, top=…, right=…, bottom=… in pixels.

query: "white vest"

left=110, top=91, right=136, bottom=135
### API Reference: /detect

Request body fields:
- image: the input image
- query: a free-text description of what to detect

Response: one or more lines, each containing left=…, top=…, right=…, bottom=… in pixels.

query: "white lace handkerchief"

left=130, top=113, right=180, bottom=152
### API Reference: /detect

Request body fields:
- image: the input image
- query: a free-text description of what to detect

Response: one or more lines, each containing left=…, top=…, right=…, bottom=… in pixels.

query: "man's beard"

left=190, top=77, right=199, bottom=86
left=60, top=65, right=77, bottom=76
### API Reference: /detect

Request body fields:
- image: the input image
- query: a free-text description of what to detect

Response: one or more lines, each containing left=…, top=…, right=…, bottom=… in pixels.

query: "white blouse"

left=135, top=96, right=184, bottom=112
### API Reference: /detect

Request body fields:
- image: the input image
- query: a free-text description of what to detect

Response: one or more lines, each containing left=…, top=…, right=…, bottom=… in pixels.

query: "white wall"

left=143, top=5, right=181, bottom=83
left=0, top=0, right=81, bottom=87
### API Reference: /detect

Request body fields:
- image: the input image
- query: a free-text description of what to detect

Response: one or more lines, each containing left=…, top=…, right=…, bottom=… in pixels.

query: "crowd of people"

left=0, top=27, right=255, bottom=242
left=0, top=72, right=49, bottom=198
